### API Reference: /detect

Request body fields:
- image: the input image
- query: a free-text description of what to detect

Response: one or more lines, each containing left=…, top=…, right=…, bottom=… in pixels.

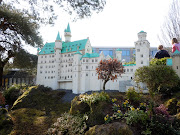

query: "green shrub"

left=126, top=87, right=142, bottom=105
left=4, top=86, right=21, bottom=105
left=125, top=110, right=149, bottom=128
left=149, top=115, right=180, bottom=135
left=47, top=112, right=87, bottom=135
left=165, top=98, right=178, bottom=115
left=0, top=108, right=13, bottom=135
left=150, top=57, right=168, bottom=65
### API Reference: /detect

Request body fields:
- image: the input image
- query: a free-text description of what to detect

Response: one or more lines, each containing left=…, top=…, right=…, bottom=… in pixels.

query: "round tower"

left=116, top=48, right=122, bottom=61
left=135, top=31, right=150, bottom=68
left=64, top=23, right=71, bottom=42
left=172, top=50, right=180, bottom=78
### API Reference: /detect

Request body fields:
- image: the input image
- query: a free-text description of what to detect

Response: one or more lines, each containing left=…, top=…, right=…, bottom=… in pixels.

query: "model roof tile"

left=82, top=53, right=99, bottom=58
left=39, top=39, right=88, bottom=55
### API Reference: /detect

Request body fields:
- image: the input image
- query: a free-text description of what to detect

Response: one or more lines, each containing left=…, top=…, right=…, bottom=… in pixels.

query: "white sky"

left=28, top=0, right=173, bottom=54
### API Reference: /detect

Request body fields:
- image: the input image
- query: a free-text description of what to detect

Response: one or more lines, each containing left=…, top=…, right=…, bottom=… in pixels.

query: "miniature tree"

left=96, top=58, right=124, bottom=92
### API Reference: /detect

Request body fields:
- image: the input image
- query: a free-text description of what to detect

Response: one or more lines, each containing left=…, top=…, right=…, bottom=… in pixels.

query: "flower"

left=104, top=116, right=108, bottom=121
left=117, top=110, right=121, bottom=113
left=136, top=108, right=140, bottom=111
left=110, top=116, right=113, bottom=120
left=131, top=107, right=135, bottom=111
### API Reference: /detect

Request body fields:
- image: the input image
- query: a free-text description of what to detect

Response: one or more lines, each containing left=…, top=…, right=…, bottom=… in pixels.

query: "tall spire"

left=64, top=23, right=71, bottom=32
left=56, top=31, right=61, bottom=41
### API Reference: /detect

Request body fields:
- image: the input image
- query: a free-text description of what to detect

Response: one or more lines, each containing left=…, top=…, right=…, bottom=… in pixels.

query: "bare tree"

left=159, top=0, right=180, bottom=47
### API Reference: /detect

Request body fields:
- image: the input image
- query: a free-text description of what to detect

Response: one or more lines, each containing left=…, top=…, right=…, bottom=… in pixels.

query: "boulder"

left=85, top=122, right=133, bottom=135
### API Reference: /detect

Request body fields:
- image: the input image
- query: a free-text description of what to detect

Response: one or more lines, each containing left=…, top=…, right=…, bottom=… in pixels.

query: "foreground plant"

left=47, top=112, right=87, bottom=135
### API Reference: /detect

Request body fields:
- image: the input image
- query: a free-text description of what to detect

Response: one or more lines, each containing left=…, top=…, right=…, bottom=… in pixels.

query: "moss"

left=85, top=122, right=133, bottom=135
left=165, top=98, right=178, bottom=115
left=87, top=101, right=110, bottom=127
left=0, top=109, right=13, bottom=135
left=69, top=96, right=90, bottom=115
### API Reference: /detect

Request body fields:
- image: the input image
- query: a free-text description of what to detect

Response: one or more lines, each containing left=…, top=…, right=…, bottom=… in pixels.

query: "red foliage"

left=0, top=92, right=5, bottom=105
left=154, top=104, right=169, bottom=118
left=96, top=58, right=124, bottom=82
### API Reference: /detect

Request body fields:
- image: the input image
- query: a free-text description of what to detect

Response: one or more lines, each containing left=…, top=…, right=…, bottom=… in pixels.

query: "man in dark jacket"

left=155, top=45, right=170, bottom=59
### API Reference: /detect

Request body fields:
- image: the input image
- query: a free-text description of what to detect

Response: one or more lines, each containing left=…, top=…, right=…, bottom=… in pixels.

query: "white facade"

left=36, top=26, right=150, bottom=94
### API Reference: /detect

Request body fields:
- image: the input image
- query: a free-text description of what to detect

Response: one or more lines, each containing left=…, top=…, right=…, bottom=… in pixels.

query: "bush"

left=150, top=57, right=168, bottom=66
left=165, top=98, right=178, bottom=115
left=3, top=85, right=22, bottom=105
left=0, top=92, right=5, bottom=106
left=0, top=108, right=13, bottom=135
left=149, top=115, right=180, bottom=135
left=126, top=87, right=142, bottom=105
left=125, top=110, right=149, bottom=128
left=154, top=104, right=169, bottom=118
left=47, top=113, right=87, bottom=135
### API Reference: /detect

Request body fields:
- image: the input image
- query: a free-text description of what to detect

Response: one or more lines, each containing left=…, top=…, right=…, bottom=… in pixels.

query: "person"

left=172, top=38, right=180, bottom=53
left=155, top=45, right=170, bottom=59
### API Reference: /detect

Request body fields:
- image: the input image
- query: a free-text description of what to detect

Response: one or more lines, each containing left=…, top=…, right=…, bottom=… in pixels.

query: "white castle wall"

left=36, top=31, right=150, bottom=93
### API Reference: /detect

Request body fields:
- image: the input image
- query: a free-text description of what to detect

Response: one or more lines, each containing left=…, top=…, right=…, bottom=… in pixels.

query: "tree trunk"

left=103, top=80, right=108, bottom=92
left=0, top=66, right=3, bottom=91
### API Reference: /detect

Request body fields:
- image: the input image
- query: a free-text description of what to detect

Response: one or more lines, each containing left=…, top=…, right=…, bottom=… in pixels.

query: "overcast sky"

left=28, top=0, right=173, bottom=54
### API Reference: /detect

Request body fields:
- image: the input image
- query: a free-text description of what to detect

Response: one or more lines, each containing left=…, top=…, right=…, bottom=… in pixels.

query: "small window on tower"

left=141, top=54, right=143, bottom=57
left=177, top=66, right=178, bottom=69
left=141, top=61, right=143, bottom=64
left=137, top=49, right=140, bottom=52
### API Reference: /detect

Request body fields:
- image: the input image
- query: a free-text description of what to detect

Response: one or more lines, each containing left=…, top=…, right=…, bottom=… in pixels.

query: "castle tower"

left=135, top=31, right=150, bottom=68
left=172, top=50, right=180, bottom=78
left=37, top=48, right=40, bottom=55
left=54, top=32, right=62, bottom=87
left=64, top=23, right=71, bottom=42
left=116, top=48, right=122, bottom=61
left=72, top=50, right=82, bottom=93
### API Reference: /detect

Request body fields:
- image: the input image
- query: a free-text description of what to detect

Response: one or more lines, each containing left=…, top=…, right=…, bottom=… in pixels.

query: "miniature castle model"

left=38, top=24, right=179, bottom=93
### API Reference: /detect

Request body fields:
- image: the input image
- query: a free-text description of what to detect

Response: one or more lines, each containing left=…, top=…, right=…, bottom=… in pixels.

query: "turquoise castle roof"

left=74, top=50, right=82, bottom=55
left=166, top=58, right=172, bottom=66
left=123, top=64, right=136, bottom=66
left=39, top=42, right=55, bottom=55
left=56, top=32, right=61, bottom=41
left=139, top=31, right=145, bottom=33
left=64, top=23, right=71, bottom=32
left=116, top=48, right=122, bottom=51
left=173, top=50, right=180, bottom=55
left=39, top=39, right=88, bottom=55
left=81, top=53, right=99, bottom=58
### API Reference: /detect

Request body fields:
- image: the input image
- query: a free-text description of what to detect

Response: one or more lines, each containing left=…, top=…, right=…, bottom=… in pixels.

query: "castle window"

left=177, top=66, right=178, bottom=69
left=127, top=69, right=129, bottom=72
left=124, top=69, right=126, bottom=72
left=95, top=59, right=98, bottom=62
left=83, top=59, right=85, bottom=62
left=141, top=54, right=143, bottom=57
left=40, top=66, right=43, bottom=69
left=41, top=61, right=43, bottom=63
left=86, top=66, right=88, bottom=69
left=45, top=71, right=47, bottom=73
left=92, top=73, right=93, bottom=76
left=49, top=55, right=51, bottom=58
left=131, top=69, right=133, bottom=72
left=141, top=61, right=143, bottom=64
left=137, top=49, right=140, bottom=52
left=52, top=55, right=54, bottom=57
left=86, top=73, right=88, bottom=76
left=41, top=56, right=43, bottom=58
left=40, top=71, right=42, bottom=73
left=48, top=71, right=50, bottom=73
left=48, top=76, right=50, bottom=79
left=92, top=59, right=94, bottom=62
left=45, top=56, right=47, bottom=58
left=92, top=66, right=93, bottom=69
left=86, top=59, right=88, bottom=62
left=51, top=71, right=53, bottom=73
left=71, top=76, right=72, bottom=78
left=45, top=61, right=46, bottom=63
left=45, top=77, right=46, bottom=79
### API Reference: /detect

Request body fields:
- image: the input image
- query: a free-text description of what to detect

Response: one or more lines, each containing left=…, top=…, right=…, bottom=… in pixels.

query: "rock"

left=85, top=122, right=133, bottom=135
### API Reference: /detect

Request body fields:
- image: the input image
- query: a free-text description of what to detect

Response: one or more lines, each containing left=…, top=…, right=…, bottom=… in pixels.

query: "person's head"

left=172, top=38, right=178, bottom=44
left=158, top=45, right=163, bottom=50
